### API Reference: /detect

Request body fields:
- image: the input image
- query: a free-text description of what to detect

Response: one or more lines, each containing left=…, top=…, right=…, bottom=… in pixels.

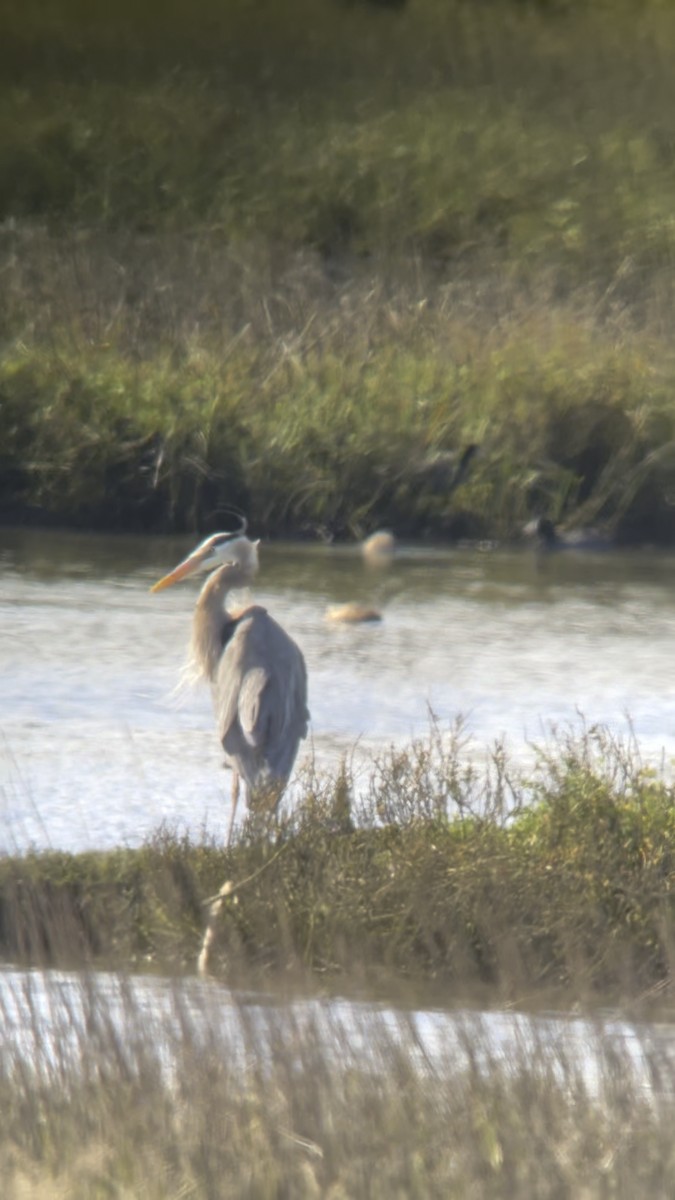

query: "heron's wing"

left=237, top=666, right=274, bottom=748
left=214, top=607, right=309, bottom=775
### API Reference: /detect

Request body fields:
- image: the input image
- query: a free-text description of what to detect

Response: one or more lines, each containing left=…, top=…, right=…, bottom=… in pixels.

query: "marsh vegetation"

left=3, top=0, right=675, bottom=540
left=3, top=965, right=675, bottom=1200
left=2, top=724, right=674, bottom=1005
left=3, top=2, right=675, bottom=1192
left=2, top=725, right=675, bottom=1197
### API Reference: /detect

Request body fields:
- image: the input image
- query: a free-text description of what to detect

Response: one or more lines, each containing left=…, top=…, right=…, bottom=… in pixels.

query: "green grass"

left=2, top=723, right=675, bottom=1195
left=2, top=724, right=674, bottom=1006
left=4, top=1, right=675, bottom=537
left=2, top=0, right=675, bottom=273
left=2, top=239, right=675, bottom=540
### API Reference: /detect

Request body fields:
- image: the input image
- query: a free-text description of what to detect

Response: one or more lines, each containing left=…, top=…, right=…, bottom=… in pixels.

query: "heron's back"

left=213, top=605, right=309, bottom=795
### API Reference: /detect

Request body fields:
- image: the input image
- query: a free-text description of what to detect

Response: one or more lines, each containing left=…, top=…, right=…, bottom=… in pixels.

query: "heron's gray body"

left=188, top=560, right=309, bottom=815
left=214, top=604, right=309, bottom=799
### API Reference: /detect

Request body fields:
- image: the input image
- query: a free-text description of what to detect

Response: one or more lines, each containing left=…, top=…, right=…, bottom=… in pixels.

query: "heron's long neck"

left=189, top=566, right=249, bottom=683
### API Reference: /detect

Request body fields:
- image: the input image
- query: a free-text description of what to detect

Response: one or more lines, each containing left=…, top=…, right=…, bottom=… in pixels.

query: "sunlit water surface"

left=1, top=966, right=673, bottom=1100
left=2, top=527, right=675, bottom=852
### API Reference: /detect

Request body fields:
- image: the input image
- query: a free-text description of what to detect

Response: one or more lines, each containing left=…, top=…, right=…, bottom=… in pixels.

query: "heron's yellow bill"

left=150, top=557, right=197, bottom=593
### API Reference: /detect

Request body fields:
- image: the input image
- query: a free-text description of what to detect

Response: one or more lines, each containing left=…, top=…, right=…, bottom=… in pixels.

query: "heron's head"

left=150, top=531, right=259, bottom=593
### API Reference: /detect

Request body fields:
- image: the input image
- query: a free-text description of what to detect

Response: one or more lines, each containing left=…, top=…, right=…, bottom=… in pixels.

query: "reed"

left=1, top=722, right=674, bottom=1008
left=2, top=231, right=674, bottom=540
left=1, top=964, right=675, bottom=1199
left=3, top=2, right=675, bottom=539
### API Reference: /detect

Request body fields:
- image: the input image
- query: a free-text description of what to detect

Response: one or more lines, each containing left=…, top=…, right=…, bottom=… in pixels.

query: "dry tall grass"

left=1, top=723, right=674, bottom=1008
left=1, top=966, right=675, bottom=1198
left=3, top=1, right=675, bottom=538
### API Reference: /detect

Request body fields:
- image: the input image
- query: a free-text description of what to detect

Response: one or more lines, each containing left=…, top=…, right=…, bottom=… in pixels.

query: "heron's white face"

left=150, top=533, right=259, bottom=593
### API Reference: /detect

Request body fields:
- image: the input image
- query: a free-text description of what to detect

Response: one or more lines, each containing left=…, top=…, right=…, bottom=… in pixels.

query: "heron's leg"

left=226, top=770, right=240, bottom=846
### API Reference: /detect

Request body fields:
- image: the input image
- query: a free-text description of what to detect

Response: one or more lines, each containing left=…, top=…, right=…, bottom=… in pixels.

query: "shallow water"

left=2, top=527, right=675, bottom=851
left=1, top=965, right=673, bottom=1099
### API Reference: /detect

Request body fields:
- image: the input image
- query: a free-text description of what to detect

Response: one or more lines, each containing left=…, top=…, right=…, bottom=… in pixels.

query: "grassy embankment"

left=3, top=724, right=674, bottom=1007
left=3, top=1, right=675, bottom=539
left=3, top=724, right=675, bottom=1196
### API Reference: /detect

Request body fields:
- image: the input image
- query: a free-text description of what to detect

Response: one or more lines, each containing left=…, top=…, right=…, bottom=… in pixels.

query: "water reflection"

left=2, top=527, right=675, bottom=852
left=1, top=965, right=673, bottom=1099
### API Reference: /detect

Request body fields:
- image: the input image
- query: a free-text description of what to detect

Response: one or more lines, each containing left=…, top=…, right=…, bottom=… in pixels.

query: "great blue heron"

left=151, top=523, right=309, bottom=842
